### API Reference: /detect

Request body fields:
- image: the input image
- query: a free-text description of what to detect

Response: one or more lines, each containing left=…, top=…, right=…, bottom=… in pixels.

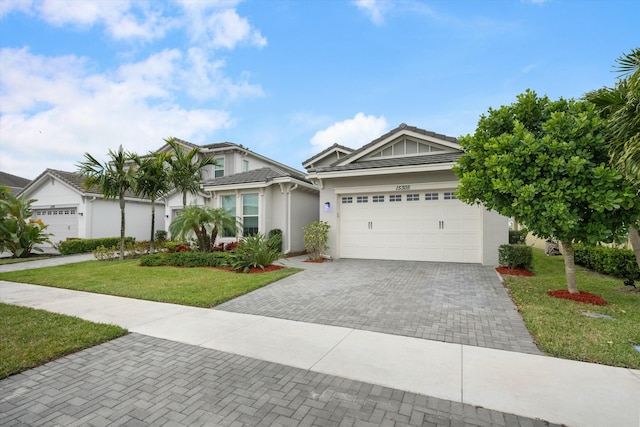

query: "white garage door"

left=339, top=190, right=482, bottom=263
left=34, top=208, right=79, bottom=243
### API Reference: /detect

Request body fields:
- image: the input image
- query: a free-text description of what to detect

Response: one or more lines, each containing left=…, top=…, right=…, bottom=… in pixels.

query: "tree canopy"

left=453, top=89, right=640, bottom=293
left=165, top=138, right=216, bottom=209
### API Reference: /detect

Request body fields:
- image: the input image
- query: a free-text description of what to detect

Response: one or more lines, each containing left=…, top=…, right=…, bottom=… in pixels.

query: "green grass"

left=0, top=255, right=54, bottom=265
left=0, top=259, right=302, bottom=308
left=503, top=249, right=640, bottom=369
left=0, top=303, right=127, bottom=378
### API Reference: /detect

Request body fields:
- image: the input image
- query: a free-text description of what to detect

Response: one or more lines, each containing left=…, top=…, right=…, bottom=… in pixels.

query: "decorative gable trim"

left=302, top=143, right=354, bottom=170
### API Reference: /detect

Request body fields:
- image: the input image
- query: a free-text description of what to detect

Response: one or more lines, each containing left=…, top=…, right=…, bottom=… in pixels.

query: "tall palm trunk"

left=119, top=194, right=125, bottom=261
left=561, top=240, right=579, bottom=294
left=149, top=197, right=156, bottom=253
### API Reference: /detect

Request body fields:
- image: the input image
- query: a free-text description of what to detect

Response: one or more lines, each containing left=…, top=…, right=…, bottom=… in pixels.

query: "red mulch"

left=548, top=290, right=608, bottom=306
left=304, top=258, right=327, bottom=263
left=496, top=267, right=535, bottom=277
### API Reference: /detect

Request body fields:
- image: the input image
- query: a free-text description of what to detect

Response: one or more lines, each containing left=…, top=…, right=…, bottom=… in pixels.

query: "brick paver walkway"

left=0, top=334, right=559, bottom=427
left=218, top=258, right=540, bottom=354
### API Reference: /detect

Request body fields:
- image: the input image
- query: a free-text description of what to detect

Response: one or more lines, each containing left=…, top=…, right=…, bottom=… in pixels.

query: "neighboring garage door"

left=339, top=189, right=482, bottom=263
left=33, top=208, right=78, bottom=242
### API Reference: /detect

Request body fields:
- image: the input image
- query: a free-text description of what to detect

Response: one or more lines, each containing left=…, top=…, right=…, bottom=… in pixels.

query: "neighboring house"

left=305, top=123, right=508, bottom=265
left=19, top=169, right=164, bottom=244
left=162, top=139, right=319, bottom=253
left=0, top=171, right=31, bottom=194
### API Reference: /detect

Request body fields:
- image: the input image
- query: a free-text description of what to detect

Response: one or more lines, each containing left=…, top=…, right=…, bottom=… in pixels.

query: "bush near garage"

left=58, top=237, right=135, bottom=255
left=226, top=233, right=283, bottom=273
left=509, top=229, right=528, bottom=245
left=573, top=244, right=640, bottom=279
left=498, top=244, right=533, bottom=270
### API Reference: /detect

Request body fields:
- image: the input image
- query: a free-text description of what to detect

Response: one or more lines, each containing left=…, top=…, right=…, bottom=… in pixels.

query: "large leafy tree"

left=131, top=151, right=172, bottom=252
left=165, top=138, right=216, bottom=209
left=169, top=205, right=237, bottom=252
left=585, top=47, right=640, bottom=267
left=77, top=145, right=136, bottom=260
left=454, top=90, right=640, bottom=293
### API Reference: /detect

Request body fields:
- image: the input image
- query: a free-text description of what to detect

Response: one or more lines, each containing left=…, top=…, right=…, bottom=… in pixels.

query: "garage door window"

left=390, top=194, right=402, bottom=202
left=444, top=192, right=457, bottom=200
left=372, top=195, right=384, bottom=203
left=425, top=193, right=439, bottom=201
left=341, top=197, right=353, bottom=204
left=356, top=196, right=368, bottom=203
left=407, top=194, right=419, bottom=201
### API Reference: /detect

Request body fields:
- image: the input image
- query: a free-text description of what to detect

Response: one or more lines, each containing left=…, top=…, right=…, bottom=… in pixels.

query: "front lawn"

left=502, top=249, right=640, bottom=369
left=0, top=303, right=127, bottom=378
left=0, top=259, right=301, bottom=308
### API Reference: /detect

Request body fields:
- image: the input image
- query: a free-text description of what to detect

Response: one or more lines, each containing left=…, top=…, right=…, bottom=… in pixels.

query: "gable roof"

left=312, top=152, right=463, bottom=173
left=0, top=171, right=31, bottom=193
left=20, top=169, right=144, bottom=199
left=302, top=143, right=354, bottom=169
left=332, top=123, right=459, bottom=167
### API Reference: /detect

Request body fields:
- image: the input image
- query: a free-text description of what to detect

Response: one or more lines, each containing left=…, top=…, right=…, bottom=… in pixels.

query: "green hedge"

left=58, top=237, right=135, bottom=255
left=139, top=251, right=229, bottom=267
left=573, top=244, right=640, bottom=279
left=508, top=229, right=528, bottom=245
left=498, top=244, right=533, bottom=270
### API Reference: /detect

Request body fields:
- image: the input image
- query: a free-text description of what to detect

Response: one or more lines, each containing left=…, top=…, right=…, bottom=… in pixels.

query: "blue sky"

left=1, top=0, right=638, bottom=180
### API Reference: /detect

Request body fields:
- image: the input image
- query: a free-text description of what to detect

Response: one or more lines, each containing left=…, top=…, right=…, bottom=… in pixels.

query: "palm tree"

left=77, top=145, right=136, bottom=260
left=169, top=205, right=237, bottom=252
left=585, top=47, right=640, bottom=267
left=165, top=138, right=217, bottom=209
left=131, top=151, right=172, bottom=253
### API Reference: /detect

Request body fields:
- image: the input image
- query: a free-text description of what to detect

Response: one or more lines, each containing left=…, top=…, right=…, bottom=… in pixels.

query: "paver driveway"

left=217, top=258, right=540, bottom=354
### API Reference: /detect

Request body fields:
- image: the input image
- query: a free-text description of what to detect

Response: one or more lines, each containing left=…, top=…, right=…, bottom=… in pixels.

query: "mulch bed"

left=548, top=290, right=608, bottom=306
left=496, top=267, right=535, bottom=277
left=214, top=265, right=285, bottom=274
left=304, top=258, right=327, bottom=263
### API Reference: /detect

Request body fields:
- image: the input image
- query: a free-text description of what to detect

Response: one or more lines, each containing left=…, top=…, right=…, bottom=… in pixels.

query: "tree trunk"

left=628, top=225, right=640, bottom=270
left=561, top=240, right=578, bottom=294
left=150, top=197, right=156, bottom=253
left=182, top=191, right=187, bottom=209
left=119, top=194, right=125, bottom=261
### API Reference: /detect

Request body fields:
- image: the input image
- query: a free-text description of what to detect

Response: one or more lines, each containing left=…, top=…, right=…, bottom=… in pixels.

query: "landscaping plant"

left=303, top=220, right=330, bottom=261
left=0, top=188, right=52, bottom=258
left=227, top=233, right=283, bottom=273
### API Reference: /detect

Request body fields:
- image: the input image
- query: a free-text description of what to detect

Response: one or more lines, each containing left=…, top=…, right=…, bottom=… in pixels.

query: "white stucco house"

left=304, top=123, right=507, bottom=265
left=162, top=138, right=319, bottom=253
left=19, top=169, right=165, bottom=245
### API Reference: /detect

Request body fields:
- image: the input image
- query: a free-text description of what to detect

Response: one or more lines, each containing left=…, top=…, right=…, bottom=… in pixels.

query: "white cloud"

left=0, top=47, right=234, bottom=179
left=310, top=113, right=388, bottom=151
left=178, top=0, right=267, bottom=49
left=353, top=0, right=391, bottom=25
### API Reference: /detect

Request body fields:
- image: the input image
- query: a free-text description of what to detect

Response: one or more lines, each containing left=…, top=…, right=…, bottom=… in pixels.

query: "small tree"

left=77, top=145, right=136, bottom=260
left=169, top=206, right=237, bottom=252
left=165, top=138, right=216, bottom=209
left=454, top=90, right=640, bottom=293
left=303, top=221, right=330, bottom=261
left=0, top=189, right=52, bottom=258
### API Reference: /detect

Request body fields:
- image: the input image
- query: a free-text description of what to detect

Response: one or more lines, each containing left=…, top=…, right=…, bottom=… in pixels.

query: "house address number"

left=395, top=185, right=411, bottom=191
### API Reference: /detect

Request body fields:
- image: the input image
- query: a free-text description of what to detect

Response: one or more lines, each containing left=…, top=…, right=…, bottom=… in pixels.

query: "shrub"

left=93, top=245, right=117, bottom=261
left=0, top=191, right=52, bottom=258
left=509, top=229, right=528, bottom=245
left=268, top=229, right=283, bottom=252
left=155, top=230, right=167, bottom=242
left=303, top=221, right=330, bottom=260
left=139, top=251, right=228, bottom=267
left=58, top=237, right=135, bottom=255
left=227, top=233, right=283, bottom=273
left=574, top=244, right=640, bottom=279
left=498, top=244, right=533, bottom=270
left=224, top=241, right=238, bottom=252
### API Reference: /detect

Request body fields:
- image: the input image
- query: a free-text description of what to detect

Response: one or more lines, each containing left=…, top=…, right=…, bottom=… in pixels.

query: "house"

left=304, top=123, right=507, bottom=265
left=162, top=139, right=319, bottom=253
left=0, top=171, right=31, bottom=194
left=19, top=169, right=165, bottom=244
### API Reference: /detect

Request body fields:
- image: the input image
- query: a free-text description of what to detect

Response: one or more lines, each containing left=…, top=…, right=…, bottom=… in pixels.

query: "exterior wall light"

left=324, top=202, right=331, bottom=212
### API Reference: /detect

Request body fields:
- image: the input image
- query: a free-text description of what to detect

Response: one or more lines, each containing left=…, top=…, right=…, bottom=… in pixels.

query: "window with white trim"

left=372, top=195, right=384, bottom=203
left=221, top=195, right=236, bottom=238
left=390, top=194, right=402, bottom=202
left=444, top=192, right=457, bottom=200
left=242, top=159, right=249, bottom=172
left=357, top=196, right=368, bottom=203
left=425, top=193, right=439, bottom=201
left=341, top=196, right=353, bottom=204
left=242, top=193, right=259, bottom=237
left=214, top=157, right=225, bottom=178
left=407, top=194, right=419, bottom=201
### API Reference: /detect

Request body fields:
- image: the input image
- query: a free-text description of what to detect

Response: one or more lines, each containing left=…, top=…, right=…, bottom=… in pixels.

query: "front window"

left=242, top=159, right=249, bottom=172
left=242, top=193, right=259, bottom=237
left=221, top=195, right=236, bottom=238
left=215, top=157, right=225, bottom=178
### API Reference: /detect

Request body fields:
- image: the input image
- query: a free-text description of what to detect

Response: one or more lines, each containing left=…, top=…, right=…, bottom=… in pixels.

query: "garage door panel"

left=339, top=190, right=481, bottom=263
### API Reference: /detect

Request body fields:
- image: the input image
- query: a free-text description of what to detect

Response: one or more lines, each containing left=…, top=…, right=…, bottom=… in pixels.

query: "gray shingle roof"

left=0, top=171, right=31, bottom=193
left=302, top=143, right=354, bottom=166
left=203, top=166, right=310, bottom=187
left=21, top=169, right=143, bottom=199
left=312, top=152, right=463, bottom=173
left=333, top=123, right=459, bottom=166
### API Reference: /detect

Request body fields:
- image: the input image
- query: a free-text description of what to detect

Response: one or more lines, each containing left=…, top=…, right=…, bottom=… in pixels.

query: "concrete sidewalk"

left=1, top=280, right=639, bottom=427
